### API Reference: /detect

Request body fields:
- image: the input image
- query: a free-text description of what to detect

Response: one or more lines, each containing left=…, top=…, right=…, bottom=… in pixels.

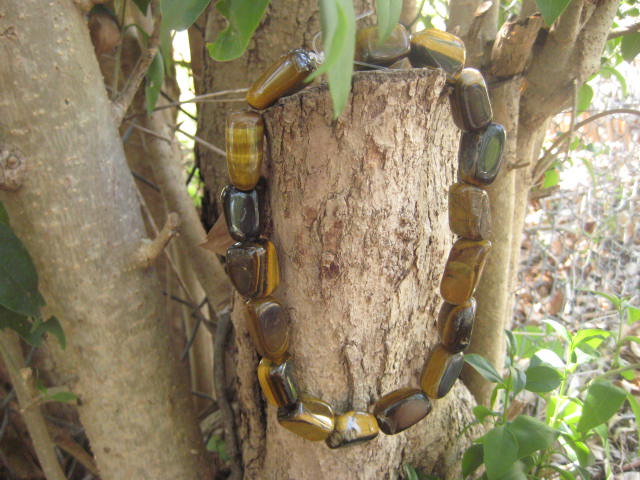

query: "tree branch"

left=112, top=0, right=161, bottom=124
left=0, top=332, right=66, bottom=480
left=134, top=212, right=180, bottom=268
left=608, top=20, right=640, bottom=39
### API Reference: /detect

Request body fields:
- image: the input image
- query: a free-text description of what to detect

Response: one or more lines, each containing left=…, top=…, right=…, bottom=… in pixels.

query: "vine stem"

left=0, top=332, right=66, bottom=480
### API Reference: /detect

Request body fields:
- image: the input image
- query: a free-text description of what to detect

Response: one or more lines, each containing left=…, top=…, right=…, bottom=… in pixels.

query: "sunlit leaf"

left=376, top=0, right=402, bottom=44
left=402, top=464, right=419, bottom=480
left=160, top=0, right=210, bottom=31
left=531, top=348, right=565, bottom=369
left=577, top=380, right=626, bottom=433
left=542, top=168, right=560, bottom=189
left=525, top=365, right=562, bottom=393
left=32, top=316, right=66, bottom=350
left=483, top=425, right=519, bottom=479
left=626, top=305, right=640, bottom=324
left=543, top=319, right=571, bottom=343
left=621, top=32, right=640, bottom=62
left=145, top=52, right=164, bottom=115
left=536, top=0, right=571, bottom=26
left=465, top=354, right=503, bottom=383
left=576, top=83, right=593, bottom=113
left=599, top=65, right=627, bottom=96
left=207, top=0, right=271, bottom=61
left=43, top=388, right=77, bottom=404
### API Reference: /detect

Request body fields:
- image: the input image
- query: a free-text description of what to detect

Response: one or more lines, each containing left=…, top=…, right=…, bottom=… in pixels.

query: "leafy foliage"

left=375, top=0, right=402, bottom=44
left=145, top=52, right=164, bottom=115
left=535, top=0, right=572, bottom=26
left=160, top=0, right=211, bottom=31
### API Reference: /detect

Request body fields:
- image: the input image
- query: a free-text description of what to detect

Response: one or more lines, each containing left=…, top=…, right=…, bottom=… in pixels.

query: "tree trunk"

left=233, top=69, right=479, bottom=479
left=0, top=2, right=209, bottom=479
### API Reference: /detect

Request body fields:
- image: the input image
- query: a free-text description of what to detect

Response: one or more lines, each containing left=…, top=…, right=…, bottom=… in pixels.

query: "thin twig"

left=608, top=20, right=640, bottom=40
left=407, top=0, right=428, bottom=29
left=134, top=212, right=180, bottom=268
left=131, top=170, right=161, bottom=192
left=180, top=296, right=208, bottom=361
left=213, top=310, right=242, bottom=480
left=112, top=0, right=161, bottom=124
left=174, top=127, right=226, bottom=157
left=532, top=108, right=640, bottom=183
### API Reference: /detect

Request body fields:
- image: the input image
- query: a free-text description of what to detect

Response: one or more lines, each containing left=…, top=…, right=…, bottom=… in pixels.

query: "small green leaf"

left=626, top=305, right=640, bottom=324
left=577, top=380, right=626, bottom=433
left=206, top=434, right=229, bottom=462
left=0, top=305, right=34, bottom=341
left=0, top=202, right=9, bottom=226
left=525, top=365, right=562, bottom=393
left=465, top=354, right=503, bottom=383
left=402, top=464, right=419, bottom=480
left=531, top=348, right=565, bottom=369
left=511, top=367, right=527, bottom=396
left=535, top=0, right=571, bottom=26
left=132, top=0, right=151, bottom=13
left=541, top=168, right=560, bottom=188
left=31, top=316, right=65, bottom=350
left=483, top=425, right=519, bottom=479
left=0, top=223, right=45, bottom=318
left=473, top=404, right=496, bottom=422
left=44, top=388, right=77, bottom=404
left=543, top=319, right=571, bottom=343
left=207, top=0, right=270, bottom=61
left=375, top=0, right=402, bottom=44
left=561, top=435, right=593, bottom=467
left=588, top=290, right=622, bottom=309
left=571, top=328, right=610, bottom=352
left=160, top=0, right=211, bottom=31
left=145, top=52, right=164, bottom=115
left=507, top=415, right=558, bottom=458
left=461, top=444, right=483, bottom=477
left=621, top=32, right=640, bottom=62
left=576, top=83, right=593, bottom=113
left=599, top=66, right=627, bottom=96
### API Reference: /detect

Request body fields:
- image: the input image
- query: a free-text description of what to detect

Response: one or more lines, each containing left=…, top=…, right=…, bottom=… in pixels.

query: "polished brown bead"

left=278, top=396, right=335, bottom=441
left=373, top=388, right=432, bottom=435
left=448, top=182, right=492, bottom=240
left=326, top=411, right=379, bottom=449
left=421, top=345, right=465, bottom=398
left=440, top=239, right=492, bottom=305
left=458, top=123, right=506, bottom=186
left=408, top=29, right=466, bottom=81
left=226, top=239, right=279, bottom=299
left=437, top=298, right=476, bottom=353
left=221, top=185, right=262, bottom=241
left=246, top=297, right=290, bottom=362
left=355, top=24, right=410, bottom=69
left=246, top=49, right=316, bottom=110
left=226, top=111, right=264, bottom=191
left=257, top=357, right=298, bottom=407
left=450, top=68, right=493, bottom=131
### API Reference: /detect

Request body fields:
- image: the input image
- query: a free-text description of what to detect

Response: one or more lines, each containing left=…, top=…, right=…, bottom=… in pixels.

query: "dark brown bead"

left=440, top=239, right=491, bottom=305
left=355, top=24, right=410, bottom=69
left=408, top=29, right=466, bottom=81
left=257, top=357, right=298, bottom=407
left=373, top=388, right=432, bottom=435
left=221, top=185, right=262, bottom=242
left=226, top=111, right=264, bottom=191
left=278, top=396, right=335, bottom=441
left=450, top=68, right=493, bottom=131
left=458, top=123, right=506, bottom=186
left=448, top=182, right=492, bottom=240
left=421, top=345, right=464, bottom=398
left=437, top=299, right=476, bottom=353
left=326, top=411, right=379, bottom=448
left=246, top=297, right=290, bottom=362
left=226, top=239, right=279, bottom=299
left=246, top=49, right=316, bottom=110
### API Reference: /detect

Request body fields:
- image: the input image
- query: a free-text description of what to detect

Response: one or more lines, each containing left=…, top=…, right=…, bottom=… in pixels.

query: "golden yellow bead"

left=226, top=239, right=280, bottom=299
left=450, top=68, right=493, bottom=131
left=421, top=345, right=464, bottom=399
left=326, top=411, right=379, bottom=448
left=355, top=24, right=410, bottom=69
left=438, top=299, right=476, bottom=353
left=257, top=356, right=298, bottom=407
left=225, top=111, right=264, bottom=191
left=409, top=29, right=466, bottom=81
left=278, top=396, right=335, bottom=441
left=246, top=297, right=290, bottom=362
left=440, top=239, right=491, bottom=305
left=448, top=182, right=492, bottom=240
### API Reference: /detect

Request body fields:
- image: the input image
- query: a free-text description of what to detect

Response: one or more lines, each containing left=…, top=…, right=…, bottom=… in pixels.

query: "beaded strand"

left=220, top=25, right=505, bottom=449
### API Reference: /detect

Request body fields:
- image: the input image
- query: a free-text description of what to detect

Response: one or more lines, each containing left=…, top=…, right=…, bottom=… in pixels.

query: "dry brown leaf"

left=200, top=215, right=234, bottom=256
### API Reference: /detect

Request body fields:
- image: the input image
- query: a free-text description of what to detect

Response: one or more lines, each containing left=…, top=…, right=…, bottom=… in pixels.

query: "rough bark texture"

left=233, top=69, right=479, bottom=480
left=0, top=2, right=209, bottom=479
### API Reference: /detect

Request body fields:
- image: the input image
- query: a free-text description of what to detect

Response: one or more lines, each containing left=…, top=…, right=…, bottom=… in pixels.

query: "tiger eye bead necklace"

left=220, top=25, right=505, bottom=449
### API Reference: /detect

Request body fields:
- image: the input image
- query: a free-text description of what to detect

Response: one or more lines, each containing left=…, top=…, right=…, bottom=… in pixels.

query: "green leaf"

left=536, top=0, right=571, bottom=25
left=461, top=444, right=483, bottom=477
left=0, top=223, right=45, bottom=318
left=402, top=464, right=419, bottom=480
left=206, top=434, right=229, bottom=462
left=621, top=32, right=640, bottom=62
left=626, top=393, right=640, bottom=456
left=473, top=404, right=496, bottom=422
left=0, top=304, right=34, bottom=340
left=207, top=0, right=270, bottom=61
left=132, top=0, right=151, bottom=13
left=525, top=365, right=562, bottom=393
left=160, top=0, right=211, bottom=31
left=626, top=305, right=640, bottom=324
left=599, top=65, right=627, bottom=96
left=543, top=319, right=571, bottom=343
left=571, top=328, right=610, bottom=352
left=465, top=354, right=503, bottom=383
left=561, top=435, right=593, bottom=467
left=310, top=0, right=356, bottom=118
left=576, top=83, right=593, bottom=113
left=588, top=290, right=622, bottom=309
left=495, top=460, right=527, bottom=480
left=43, top=388, right=77, bottom=404
left=482, top=425, right=519, bottom=479
left=31, top=316, right=65, bottom=350
left=511, top=367, right=527, bottom=396
left=145, top=52, right=164, bottom=115
left=375, top=0, right=402, bottom=44
left=541, top=168, right=560, bottom=188
left=507, top=415, right=558, bottom=458
left=0, top=202, right=9, bottom=226
left=577, top=380, right=626, bottom=433
left=531, top=348, right=565, bottom=369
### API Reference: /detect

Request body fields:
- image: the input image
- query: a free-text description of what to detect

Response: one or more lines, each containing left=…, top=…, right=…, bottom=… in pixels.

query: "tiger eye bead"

left=226, top=112, right=264, bottom=191
left=221, top=185, right=262, bottom=242
left=257, top=357, right=298, bottom=407
left=373, top=388, right=432, bottom=435
left=450, top=68, right=493, bottom=131
left=440, top=239, right=492, bottom=305
left=448, top=183, right=492, bottom=240
left=246, top=297, right=290, bottom=362
left=408, top=29, right=466, bottom=81
left=355, top=24, right=410, bottom=69
left=458, top=123, right=506, bottom=186
left=278, top=396, right=335, bottom=441
left=437, top=299, right=476, bottom=353
left=421, top=345, right=465, bottom=399
left=226, top=239, right=279, bottom=299
left=326, top=411, right=379, bottom=449
left=246, top=49, right=316, bottom=110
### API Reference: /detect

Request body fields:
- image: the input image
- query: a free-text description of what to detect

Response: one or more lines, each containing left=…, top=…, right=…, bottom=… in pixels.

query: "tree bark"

left=233, top=69, right=479, bottom=480
left=0, top=2, right=209, bottom=479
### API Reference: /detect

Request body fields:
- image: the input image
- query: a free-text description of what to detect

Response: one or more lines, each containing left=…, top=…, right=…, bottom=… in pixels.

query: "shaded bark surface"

left=233, top=69, right=479, bottom=479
